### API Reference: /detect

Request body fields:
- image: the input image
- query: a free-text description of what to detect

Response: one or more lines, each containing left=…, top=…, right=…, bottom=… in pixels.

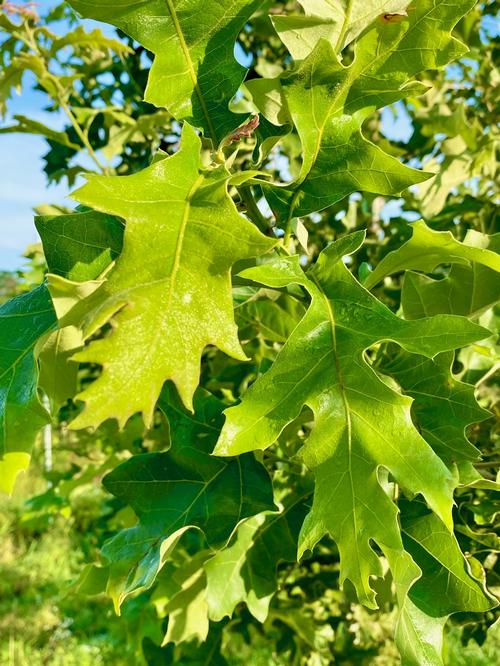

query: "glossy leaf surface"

left=261, top=0, right=474, bottom=220
left=365, top=221, right=500, bottom=289
left=271, top=0, right=411, bottom=60
left=68, top=0, right=263, bottom=142
left=215, top=233, right=489, bottom=606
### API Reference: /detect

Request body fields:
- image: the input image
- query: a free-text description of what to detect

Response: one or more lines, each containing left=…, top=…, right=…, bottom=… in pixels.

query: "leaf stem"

left=238, top=185, right=272, bottom=234
left=282, top=190, right=301, bottom=250
left=264, top=451, right=304, bottom=469
left=58, top=97, right=108, bottom=173
left=475, top=362, right=499, bottom=388
left=19, top=23, right=107, bottom=174
left=335, top=0, right=353, bottom=54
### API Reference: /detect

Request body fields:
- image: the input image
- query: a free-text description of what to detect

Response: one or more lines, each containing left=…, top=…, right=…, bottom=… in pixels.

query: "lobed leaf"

left=344, top=0, right=475, bottom=114
left=204, top=493, right=309, bottom=622
left=99, top=386, right=276, bottom=610
left=380, top=349, right=490, bottom=465
left=392, top=502, right=498, bottom=665
left=402, top=232, right=500, bottom=319
left=215, top=232, right=490, bottom=607
left=153, top=553, right=211, bottom=646
left=67, top=0, right=264, bottom=143
left=365, top=221, right=500, bottom=289
left=271, top=1, right=411, bottom=60
left=69, top=124, right=276, bottom=429
left=257, top=0, right=475, bottom=221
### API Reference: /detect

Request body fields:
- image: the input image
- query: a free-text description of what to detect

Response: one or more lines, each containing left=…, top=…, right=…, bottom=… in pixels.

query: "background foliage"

left=0, top=1, right=499, bottom=664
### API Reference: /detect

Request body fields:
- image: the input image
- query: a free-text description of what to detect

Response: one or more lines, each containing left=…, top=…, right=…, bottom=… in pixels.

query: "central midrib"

left=334, top=0, right=354, bottom=53
left=165, top=173, right=205, bottom=314
left=312, top=277, right=364, bottom=588
left=164, top=0, right=218, bottom=143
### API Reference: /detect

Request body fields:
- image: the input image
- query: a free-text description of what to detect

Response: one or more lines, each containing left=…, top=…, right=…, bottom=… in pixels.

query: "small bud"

left=380, top=12, right=407, bottom=24
left=224, top=115, right=260, bottom=145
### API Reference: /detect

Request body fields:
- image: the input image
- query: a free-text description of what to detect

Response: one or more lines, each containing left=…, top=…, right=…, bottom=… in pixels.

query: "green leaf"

left=264, top=40, right=428, bottom=220
left=0, top=58, right=33, bottom=115
left=393, top=502, right=498, bottom=666
left=404, top=510, right=497, bottom=616
left=235, top=290, right=306, bottom=344
left=67, top=0, right=263, bottom=143
left=380, top=349, right=490, bottom=464
left=259, top=0, right=475, bottom=220
left=270, top=605, right=334, bottom=652
left=101, top=110, right=171, bottom=161
left=265, top=105, right=428, bottom=220
left=68, top=124, right=275, bottom=429
left=243, top=78, right=290, bottom=127
left=38, top=326, right=82, bottom=413
left=35, top=208, right=124, bottom=281
left=344, top=0, right=475, bottom=115
left=0, top=53, right=61, bottom=101
left=456, top=462, right=500, bottom=492
left=414, top=147, right=473, bottom=220
left=49, top=25, right=133, bottom=57
left=204, top=493, right=309, bottom=622
left=214, top=232, right=489, bottom=607
left=364, top=220, right=500, bottom=289
left=38, top=277, right=102, bottom=413
left=153, top=554, right=210, bottom=646
left=271, top=0, right=411, bottom=59
left=0, top=285, right=57, bottom=494
left=401, top=232, right=500, bottom=319
left=99, top=386, right=276, bottom=609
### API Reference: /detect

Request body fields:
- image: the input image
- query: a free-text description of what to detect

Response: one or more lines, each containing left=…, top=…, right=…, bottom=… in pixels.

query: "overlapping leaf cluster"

left=0, top=1, right=498, bottom=664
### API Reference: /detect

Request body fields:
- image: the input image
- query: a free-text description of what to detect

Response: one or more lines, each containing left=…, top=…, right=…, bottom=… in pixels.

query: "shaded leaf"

left=0, top=284, right=56, bottom=493
left=401, top=232, right=500, bottom=319
left=35, top=207, right=124, bottom=281
left=99, top=386, right=276, bottom=609
left=393, top=502, right=498, bottom=666
left=38, top=277, right=102, bottom=412
left=380, top=349, right=489, bottom=464
left=153, top=554, right=210, bottom=646
left=204, top=493, right=309, bottom=622
left=235, top=290, right=306, bottom=344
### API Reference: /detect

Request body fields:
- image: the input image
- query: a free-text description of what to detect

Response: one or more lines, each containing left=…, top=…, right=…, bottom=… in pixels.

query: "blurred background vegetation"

left=0, top=0, right=499, bottom=663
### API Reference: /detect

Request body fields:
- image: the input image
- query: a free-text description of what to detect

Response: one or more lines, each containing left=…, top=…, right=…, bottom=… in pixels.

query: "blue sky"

left=0, top=0, right=112, bottom=271
left=0, top=1, right=415, bottom=273
left=0, top=86, right=66, bottom=271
